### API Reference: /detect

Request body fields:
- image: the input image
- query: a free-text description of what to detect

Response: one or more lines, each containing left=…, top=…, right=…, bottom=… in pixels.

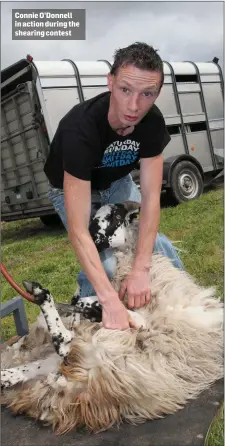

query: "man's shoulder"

left=59, top=91, right=110, bottom=130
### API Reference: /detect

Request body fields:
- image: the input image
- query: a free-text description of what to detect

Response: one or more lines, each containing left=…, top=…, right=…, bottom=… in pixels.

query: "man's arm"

left=133, top=154, right=163, bottom=270
left=119, top=154, right=163, bottom=308
left=63, top=171, right=131, bottom=330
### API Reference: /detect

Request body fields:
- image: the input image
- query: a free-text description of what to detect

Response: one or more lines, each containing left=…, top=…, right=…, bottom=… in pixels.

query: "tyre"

left=167, top=161, right=204, bottom=204
left=40, top=214, right=63, bottom=227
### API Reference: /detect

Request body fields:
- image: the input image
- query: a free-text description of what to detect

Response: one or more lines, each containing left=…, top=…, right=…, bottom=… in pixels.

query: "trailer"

left=1, top=55, right=224, bottom=225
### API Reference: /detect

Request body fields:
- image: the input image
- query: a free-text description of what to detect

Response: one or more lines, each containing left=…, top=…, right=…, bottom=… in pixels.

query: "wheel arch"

left=163, top=155, right=204, bottom=188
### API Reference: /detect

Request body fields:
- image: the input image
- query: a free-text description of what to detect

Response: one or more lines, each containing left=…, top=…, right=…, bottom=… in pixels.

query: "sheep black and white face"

left=89, top=203, right=140, bottom=252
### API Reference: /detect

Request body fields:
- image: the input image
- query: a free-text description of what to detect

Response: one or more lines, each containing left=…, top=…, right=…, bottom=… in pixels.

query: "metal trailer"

left=1, top=55, right=224, bottom=225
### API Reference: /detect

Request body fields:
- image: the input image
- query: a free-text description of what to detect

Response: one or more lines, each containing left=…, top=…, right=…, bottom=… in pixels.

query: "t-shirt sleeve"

left=140, top=111, right=171, bottom=158
left=61, top=126, right=98, bottom=181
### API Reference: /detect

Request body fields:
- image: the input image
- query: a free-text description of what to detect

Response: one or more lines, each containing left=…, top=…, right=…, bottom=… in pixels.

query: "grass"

left=1, top=187, right=224, bottom=445
left=204, top=403, right=224, bottom=446
left=159, top=188, right=224, bottom=298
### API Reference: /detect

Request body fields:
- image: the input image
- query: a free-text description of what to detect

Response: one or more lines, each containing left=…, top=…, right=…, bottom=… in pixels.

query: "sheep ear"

left=123, top=201, right=141, bottom=212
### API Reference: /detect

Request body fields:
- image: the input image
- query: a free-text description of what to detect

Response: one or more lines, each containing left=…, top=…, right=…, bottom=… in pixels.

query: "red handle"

left=1, top=263, right=35, bottom=303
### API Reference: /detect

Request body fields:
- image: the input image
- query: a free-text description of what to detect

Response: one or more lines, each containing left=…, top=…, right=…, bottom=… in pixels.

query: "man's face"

left=107, top=64, right=162, bottom=129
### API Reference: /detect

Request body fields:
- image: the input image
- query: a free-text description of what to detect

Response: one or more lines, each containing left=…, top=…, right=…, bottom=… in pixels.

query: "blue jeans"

left=47, top=174, right=184, bottom=297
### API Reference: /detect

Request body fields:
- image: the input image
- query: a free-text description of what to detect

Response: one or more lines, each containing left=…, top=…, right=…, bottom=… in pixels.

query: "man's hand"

left=119, top=269, right=151, bottom=309
left=102, top=298, right=137, bottom=330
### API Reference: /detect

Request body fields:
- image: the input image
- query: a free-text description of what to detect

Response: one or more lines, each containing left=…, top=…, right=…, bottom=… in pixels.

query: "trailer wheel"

left=167, top=161, right=203, bottom=204
left=40, top=214, right=63, bottom=227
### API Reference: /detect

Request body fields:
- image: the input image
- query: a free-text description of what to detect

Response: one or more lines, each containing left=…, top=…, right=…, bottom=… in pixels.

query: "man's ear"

left=123, top=201, right=141, bottom=212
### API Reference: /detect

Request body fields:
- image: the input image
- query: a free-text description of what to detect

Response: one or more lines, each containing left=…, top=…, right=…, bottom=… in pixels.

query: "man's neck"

left=115, top=126, right=135, bottom=136
left=108, top=106, right=134, bottom=136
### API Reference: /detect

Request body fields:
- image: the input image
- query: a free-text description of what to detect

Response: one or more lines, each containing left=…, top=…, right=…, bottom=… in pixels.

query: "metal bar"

left=12, top=96, right=39, bottom=198
left=1, top=66, right=31, bottom=90
left=211, top=61, right=224, bottom=98
left=3, top=193, right=48, bottom=206
left=0, top=296, right=29, bottom=337
left=0, top=174, right=7, bottom=194
left=184, top=61, right=217, bottom=170
left=97, top=59, right=112, bottom=71
left=61, top=59, right=84, bottom=102
left=2, top=158, right=45, bottom=175
left=1, top=88, right=31, bottom=106
left=1, top=105, right=21, bottom=187
left=1, top=204, right=54, bottom=219
left=41, top=85, right=108, bottom=90
left=163, top=61, right=189, bottom=155
left=13, top=299, right=29, bottom=336
left=26, top=81, right=49, bottom=160
left=1, top=124, right=38, bottom=143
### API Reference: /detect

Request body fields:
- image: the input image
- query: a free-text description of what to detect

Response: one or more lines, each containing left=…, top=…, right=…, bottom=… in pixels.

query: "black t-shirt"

left=44, top=91, right=171, bottom=190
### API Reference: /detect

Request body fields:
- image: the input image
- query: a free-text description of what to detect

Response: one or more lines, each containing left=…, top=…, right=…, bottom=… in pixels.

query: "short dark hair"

left=110, top=42, right=164, bottom=89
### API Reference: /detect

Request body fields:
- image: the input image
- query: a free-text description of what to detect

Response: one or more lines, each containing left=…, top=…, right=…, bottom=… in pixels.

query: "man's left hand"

left=119, top=270, right=151, bottom=309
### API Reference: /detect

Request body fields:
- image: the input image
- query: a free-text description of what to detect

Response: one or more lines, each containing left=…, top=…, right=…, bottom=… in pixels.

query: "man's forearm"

left=132, top=196, right=160, bottom=271
left=69, top=228, right=118, bottom=304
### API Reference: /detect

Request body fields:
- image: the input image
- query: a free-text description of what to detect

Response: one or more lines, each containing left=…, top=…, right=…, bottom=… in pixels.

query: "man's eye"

left=121, top=87, right=129, bottom=93
left=143, top=91, right=153, bottom=97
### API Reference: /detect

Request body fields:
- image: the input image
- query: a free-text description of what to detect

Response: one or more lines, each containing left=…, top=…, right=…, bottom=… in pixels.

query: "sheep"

left=1, top=202, right=223, bottom=436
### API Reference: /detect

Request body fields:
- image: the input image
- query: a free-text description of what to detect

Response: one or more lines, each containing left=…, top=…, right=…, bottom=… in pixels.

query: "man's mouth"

left=124, top=115, right=138, bottom=122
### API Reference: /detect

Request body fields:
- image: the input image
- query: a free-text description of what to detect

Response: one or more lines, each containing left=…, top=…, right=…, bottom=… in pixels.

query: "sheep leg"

left=1, top=353, right=60, bottom=389
left=72, top=295, right=146, bottom=328
left=22, top=281, right=74, bottom=358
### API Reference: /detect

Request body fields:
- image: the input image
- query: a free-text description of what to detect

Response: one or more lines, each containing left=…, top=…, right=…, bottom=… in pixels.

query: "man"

left=44, top=42, right=184, bottom=331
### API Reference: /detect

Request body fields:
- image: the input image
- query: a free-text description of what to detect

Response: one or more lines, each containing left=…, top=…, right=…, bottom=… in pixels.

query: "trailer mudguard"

left=163, top=155, right=204, bottom=188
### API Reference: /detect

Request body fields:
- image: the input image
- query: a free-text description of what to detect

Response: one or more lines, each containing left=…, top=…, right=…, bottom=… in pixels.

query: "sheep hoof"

left=23, top=281, right=49, bottom=306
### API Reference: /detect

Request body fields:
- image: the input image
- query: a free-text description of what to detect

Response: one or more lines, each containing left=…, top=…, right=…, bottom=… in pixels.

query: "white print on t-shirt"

left=99, top=139, right=140, bottom=168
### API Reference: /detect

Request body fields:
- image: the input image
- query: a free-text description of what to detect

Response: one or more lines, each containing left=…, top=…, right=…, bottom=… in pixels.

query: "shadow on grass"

left=1, top=219, right=66, bottom=244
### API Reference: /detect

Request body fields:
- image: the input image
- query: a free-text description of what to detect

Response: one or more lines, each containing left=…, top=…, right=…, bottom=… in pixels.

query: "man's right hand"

left=102, top=298, right=135, bottom=330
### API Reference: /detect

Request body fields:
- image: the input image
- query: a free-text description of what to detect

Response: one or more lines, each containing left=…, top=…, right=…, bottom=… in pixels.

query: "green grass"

left=204, top=403, right=224, bottom=446
left=159, top=188, right=224, bottom=298
left=1, top=187, right=224, bottom=444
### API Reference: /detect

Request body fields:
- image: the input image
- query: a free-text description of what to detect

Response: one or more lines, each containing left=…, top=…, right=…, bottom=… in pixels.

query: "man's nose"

left=128, top=94, right=139, bottom=113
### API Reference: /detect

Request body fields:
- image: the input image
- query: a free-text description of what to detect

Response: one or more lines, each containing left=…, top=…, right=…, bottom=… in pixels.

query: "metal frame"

left=97, top=59, right=112, bottom=71
left=61, top=59, right=84, bottom=103
left=212, top=61, right=224, bottom=98
left=184, top=61, right=217, bottom=170
left=1, top=296, right=29, bottom=338
left=163, top=61, right=189, bottom=155
left=1, top=66, right=31, bottom=91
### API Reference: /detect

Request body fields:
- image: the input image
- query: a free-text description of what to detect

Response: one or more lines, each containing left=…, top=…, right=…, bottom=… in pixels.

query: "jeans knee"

left=77, top=250, right=117, bottom=287
left=47, top=192, right=68, bottom=230
left=103, top=255, right=117, bottom=279
left=153, top=232, right=184, bottom=270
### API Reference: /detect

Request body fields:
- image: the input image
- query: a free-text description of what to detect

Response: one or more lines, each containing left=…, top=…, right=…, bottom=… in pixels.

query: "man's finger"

left=119, top=282, right=127, bottom=301
left=133, top=294, right=141, bottom=309
left=139, top=292, right=146, bottom=308
left=128, top=294, right=135, bottom=309
left=145, top=289, right=151, bottom=305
